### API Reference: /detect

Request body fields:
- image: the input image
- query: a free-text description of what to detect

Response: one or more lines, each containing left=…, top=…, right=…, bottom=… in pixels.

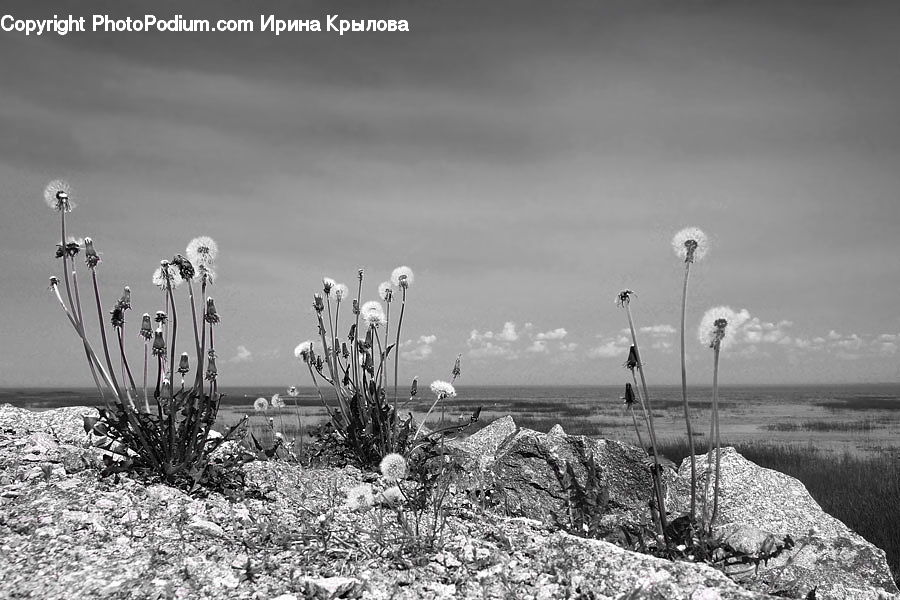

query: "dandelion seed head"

left=378, top=281, right=393, bottom=302
left=195, top=264, right=216, bottom=285
left=271, top=394, right=285, bottom=408
left=698, top=306, right=738, bottom=349
left=294, top=340, right=314, bottom=363
left=333, top=283, right=349, bottom=302
left=152, top=264, right=182, bottom=290
left=429, top=380, right=457, bottom=400
left=286, top=385, right=298, bottom=397
left=380, top=453, right=408, bottom=481
left=253, top=397, right=268, bottom=412
left=43, top=180, right=74, bottom=212
left=360, top=301, right=386, bottom=328
left=379, top=485, right=403, bottom=505
left=346, top=483, right=375, bottom=511
left=186, top=236, right=218, bottom=265
left=672, top=227, right=709, bottom=263
left=391, top=266, right=414, bottom=289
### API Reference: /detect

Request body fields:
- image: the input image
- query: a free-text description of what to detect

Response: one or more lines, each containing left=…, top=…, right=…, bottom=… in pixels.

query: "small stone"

left=188, top=519, right=225, bottom=538
left=300, top=576, right=363, bottom=599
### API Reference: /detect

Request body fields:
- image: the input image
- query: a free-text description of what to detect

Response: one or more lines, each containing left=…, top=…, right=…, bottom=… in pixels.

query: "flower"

left=152, top=262, right=181, bottom=290
left=430, top=380, right=457, bottom=400
left=622, top=383, right=636, bottom=407
left=254, top=397, right=268, bottom=412
left=154, top=311, right=167, bottom=324
left=378, top=281, right=393, bottom=302
left=452, top=354, right=462, bottom=380
left=698, top=306, right=738, bottom=349
left=360, top=301, right=386, bottom=328
left=378, top=486, right=404, bottom=506
left=615, top=289, right=635, bottom=307
left=271, top=394, right=285, bottom=408
left=151, top=328, right=167, bottom=356
left=139, top=314, right=153, bottom=340
left=56, top=236, right=83, bottom=259
left=186, top=236, right=218, bottom=266
left=178, top=353, right=190, bottom=375
left=109, top=306, right=125, bottom=328
left=171, top=254, right=195, bottom=281
left=333, top=283, right=349, bottom=302
left=84, top=238, right=100, bottom=269
left=313, top=294, right=325, bottom=313
left=346, top=484, right=375, bottom=511
left=195, top=264, right=216, bottom=285
left=205, top=297, right=220, bottom=324
left=322, top=277, right=336, bottom=295
left=380, top=453, right=408, bottom=482
left=117, top=286, right=131, bottom=311
left=294, top=340, right=314, bottom=364
left=672, top=227, right=709, bottom=263
left=286, top=385, right=298, bottom=397
left=43, top=180, right=74, bottom=212
left=205, top=355, right=218, bottom=381
left=391, top=266, right=414, bottom=289
left=624, top=346, right=639, bottom=371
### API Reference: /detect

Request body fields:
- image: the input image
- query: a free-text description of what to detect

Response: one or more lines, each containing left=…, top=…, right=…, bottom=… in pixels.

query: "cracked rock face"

left=668, top=447, right=899, bottom=600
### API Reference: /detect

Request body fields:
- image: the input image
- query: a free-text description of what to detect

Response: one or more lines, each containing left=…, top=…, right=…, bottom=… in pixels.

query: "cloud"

left=535, top=328, right=567, bottom=341
left=526, top=340, right=548, bottom=353
left=401, top=334, right=437, bottom=361
left=229, top=345, right=253, bottom=363
left=588, top=334, right=631, bottom=359
left=640, top=324, right=676, bottom=336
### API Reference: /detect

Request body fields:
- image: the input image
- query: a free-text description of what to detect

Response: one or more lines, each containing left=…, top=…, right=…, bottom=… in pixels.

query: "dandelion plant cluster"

left=616, top=226, right=733, bottom=545
left=44, top=180, right=243, bottom=485
left=295, top=268, right=476, bottom=467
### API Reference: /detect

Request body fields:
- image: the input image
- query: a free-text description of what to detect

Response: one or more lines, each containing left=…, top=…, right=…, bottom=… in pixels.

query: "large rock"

left=668, top=447, right=899, bottom=599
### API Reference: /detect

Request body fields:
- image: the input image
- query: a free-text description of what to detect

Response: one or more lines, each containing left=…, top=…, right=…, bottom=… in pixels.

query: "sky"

left=1, top=0, right=899, bottom=388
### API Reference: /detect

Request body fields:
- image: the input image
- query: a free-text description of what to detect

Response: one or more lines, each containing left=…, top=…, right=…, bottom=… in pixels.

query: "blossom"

left=346, top=484, right=375, bottom=511
left=698, top=306, right=738, bottom=349
left=672, top=227, right=709, bottom=263
left=152, top=262, right=181, bottom=290
left=322, top=277, right=336, bottom=295
left=254, top=397, right=268, bottom=412
left=43, top=180, right=74, bottom=212
left=186, top=236, right=218, bottom=266
left=294, top=340, right=314, bottom=364
left=204, top=297, right=220, bottom=324
left=286, top=385, right=298, bottom=397
left=333, top=283, right=349, bottom=302
left=378, top=486, right=404, bottom=506
left=380, top=453, right=408, bottom=482
left=430, top=380, right=456, bottom=400
left=378, top=281, right=393, bottom=302
left=56, top=236, right=83, bottom=259
left=271, top=394, right=285, bottom=408
left=360, top=301, right=386, bottom=328
left=195, top=264, right=216, bottom=285
left=391, top=266, right=414, bottom=289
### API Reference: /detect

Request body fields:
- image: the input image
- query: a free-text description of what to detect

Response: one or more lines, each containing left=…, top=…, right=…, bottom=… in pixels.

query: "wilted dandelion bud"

left=322, top=277, right=336, bottom=295
left=615, top=289, right=635, bottom=308
left=294, top=340, right=314, bottom=364
left=43, top=180, right=73, bottom=212
left=333, top=283, right=349, bottom=302
left=205, top=355, right=218, bottom=381
left=346, top=484, right=375, bottom=512
left=109, top=306, right=125, bottom=329
left=622, top=383, right=636, bottom=407
left=171, top=254, right=195, bottom=281
left=139, top=314, right=153, bottom=340
left=341, top=342, right=350, bottom=359
left=352, top=299, right=360, bottom=315
left=84, top=237, right=100, bottom=268
left=410, top=377, right=418, bottom=397
left=313, top=293, right=325, bottom=314
left=380, top=453, right=408, bottom=482
left=452, top=354, right=462, bottom=380
left=178, top=353, right=190, bottom=375
left=151, top=328, right=167, bottom=356
left=391, top=266, right=414, bottom=289
left=205, top=297, right=220, bottom=324
left=430, top=380, right=457, bottom=400
left=315, top=355, right=324, bottom=372
left=56, top=236, right=83, bottom=259
left=253, top=397, right=268, bottom=412
left=625, top=346, right=639, bottom=371
left=155, top=310, right=167, bottom=324
left=195, top=263, right=216, bottom=285
left=672, top=227, right=709, bottom=263
left=49, top=276, right=60, bottom=288
left=357, top=268, right=364, bottom=281
left=185, top=236, right=218, bottom=266
left=287, top=385, right=298, bottom=397
left=161, top=378, right=172, bottom=398
left=271, top=394, right=285, bottom=408
left=360, top=301, right=386, bottom=328
left=117, top=286, right=131, bottom=311
left=378, top=281, right=393, bottom=302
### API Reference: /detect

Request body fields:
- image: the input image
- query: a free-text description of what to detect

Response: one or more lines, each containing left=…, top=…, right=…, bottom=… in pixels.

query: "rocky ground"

left=0, top=404, right=897, bottom=600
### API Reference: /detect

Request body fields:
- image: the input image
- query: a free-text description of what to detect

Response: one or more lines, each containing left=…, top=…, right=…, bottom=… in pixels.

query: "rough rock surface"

left=668, top=447, right=899, bottom=600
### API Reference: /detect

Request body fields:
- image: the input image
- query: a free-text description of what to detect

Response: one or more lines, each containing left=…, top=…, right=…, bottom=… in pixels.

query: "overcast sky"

left=1, top=0, right=899, bottom=388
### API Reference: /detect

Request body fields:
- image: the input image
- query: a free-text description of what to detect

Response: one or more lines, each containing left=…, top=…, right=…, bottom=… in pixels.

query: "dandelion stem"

left=116, top=327, right=138, bottom=397
left=623, top=301, right=668, bottom=538
left=186, top=278, right=202, bottom=381
left=90, top=268, right=124, bottom=400
left=165, top=280, right=178, bottom=398
left=680, top=261, right=698, bottom=522
left=711, top=341, right=723, bottom=530
left=71, top=268, right=105, bottom=401
left=143, top=342, right=150, bottom=412
left=393, top=287, right=407, bottom=404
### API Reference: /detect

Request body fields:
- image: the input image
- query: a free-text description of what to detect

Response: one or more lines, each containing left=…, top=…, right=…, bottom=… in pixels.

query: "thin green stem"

left=680, top=261, right=697, bottom=521
left=711, top=343, right=723, bottom=529
left=393, top=287, right=407, bottom=405
left=90, top=268, right=123, bottom=400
